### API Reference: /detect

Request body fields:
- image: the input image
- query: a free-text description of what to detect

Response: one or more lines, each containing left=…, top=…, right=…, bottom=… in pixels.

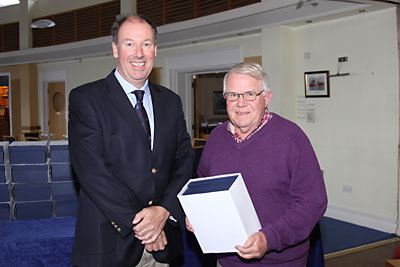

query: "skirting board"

left=324, top=205, right=398, bottom=234
left=324, top=237, right=400, bottom=260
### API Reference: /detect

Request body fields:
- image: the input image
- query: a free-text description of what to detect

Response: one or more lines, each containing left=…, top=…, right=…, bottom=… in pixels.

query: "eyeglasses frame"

left=223, top=90, right=264, bottom=102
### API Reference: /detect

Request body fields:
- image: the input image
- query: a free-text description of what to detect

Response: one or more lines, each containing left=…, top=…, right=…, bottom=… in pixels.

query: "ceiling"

left=0, top=0, right=397, bottom=66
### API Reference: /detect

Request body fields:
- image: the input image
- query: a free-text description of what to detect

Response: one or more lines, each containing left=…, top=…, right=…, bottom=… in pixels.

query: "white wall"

left=292, top=8, right=399, bottom=233
left=0, top=0, right=112, bottom=24
left=156, top=33, right=262, bottom=86
left=35, top=7, right=400, bottom=233
left=30, top=0, right=113, bottom=18
left=37, top=55, right=117, bottom=102
left=262, top=26, right=297, bottom=121
left=0, top=5, right=20, bottom=24
left=37, top=33, right=261, bottom=96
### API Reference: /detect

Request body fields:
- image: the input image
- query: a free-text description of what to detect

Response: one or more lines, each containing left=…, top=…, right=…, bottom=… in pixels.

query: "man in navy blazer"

left=68, top=14, right=194, bottom=267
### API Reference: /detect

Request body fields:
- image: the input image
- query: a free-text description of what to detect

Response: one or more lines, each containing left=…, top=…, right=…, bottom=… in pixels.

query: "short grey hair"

left=111, top=14, right=158, bottom=45
left=223, top=62, right=270, bottom=95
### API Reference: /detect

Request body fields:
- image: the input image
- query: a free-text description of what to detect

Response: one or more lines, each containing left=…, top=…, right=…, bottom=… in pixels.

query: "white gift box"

left=178, top=173, right=261, bottom=253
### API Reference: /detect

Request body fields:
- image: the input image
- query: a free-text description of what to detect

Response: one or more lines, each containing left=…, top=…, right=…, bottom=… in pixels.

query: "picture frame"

left=304, top=70, right=330, bottom=98
left=213, top=91, right=227, bottom=114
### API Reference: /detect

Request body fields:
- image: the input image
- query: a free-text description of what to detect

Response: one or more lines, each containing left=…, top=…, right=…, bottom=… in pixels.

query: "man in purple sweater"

left=188, top=62, right=327, bottom=266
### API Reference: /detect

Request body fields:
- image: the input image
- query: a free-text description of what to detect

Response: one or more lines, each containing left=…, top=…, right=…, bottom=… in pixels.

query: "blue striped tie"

left=133, top=90, right=151, bottom=143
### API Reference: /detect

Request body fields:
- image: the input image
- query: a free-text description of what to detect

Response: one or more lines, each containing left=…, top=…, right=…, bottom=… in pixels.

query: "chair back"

left=25, top=137, right=40, bottom=141
left=192, top=138, right=207, bottom=149
left=2, top=135, right=16, bottom=143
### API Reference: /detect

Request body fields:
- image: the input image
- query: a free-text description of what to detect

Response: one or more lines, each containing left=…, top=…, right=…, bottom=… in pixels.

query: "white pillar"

left=261, top=26, right=296, bottom=121
left=120, top=0, right=137, bottom=14
left=19, top=0, right=36, bottom=50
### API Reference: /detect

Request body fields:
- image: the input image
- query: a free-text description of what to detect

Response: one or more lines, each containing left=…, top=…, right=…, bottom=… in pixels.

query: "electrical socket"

left=338, top=56, right=348, bottom=62
left=306, top=111, right=315, bottom=123
left=343, top=184, right=352, bottom=193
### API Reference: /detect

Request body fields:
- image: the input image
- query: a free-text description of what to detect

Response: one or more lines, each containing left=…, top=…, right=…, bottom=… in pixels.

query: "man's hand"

left=145, top=230, right=168, bottom=252
left=185, top=217, right=194, bottom=232
left=235, top=232, right=267, bottom=260
left=132, top=206, right=170, bottom=244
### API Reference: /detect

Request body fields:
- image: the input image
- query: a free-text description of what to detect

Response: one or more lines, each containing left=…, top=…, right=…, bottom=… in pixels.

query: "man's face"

left=226, top=73, right=271, bottom=137
left=112, top=19, right=157, bottom=88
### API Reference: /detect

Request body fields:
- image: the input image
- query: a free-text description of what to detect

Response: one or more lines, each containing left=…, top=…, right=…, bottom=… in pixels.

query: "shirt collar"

left=228, top=108, right=273, bottom=143
left=114, top=68, right=150, bottom=95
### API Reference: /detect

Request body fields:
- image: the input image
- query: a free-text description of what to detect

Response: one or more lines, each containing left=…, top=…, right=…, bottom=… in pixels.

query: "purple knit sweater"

left=197, top=113, right=327, bottom=266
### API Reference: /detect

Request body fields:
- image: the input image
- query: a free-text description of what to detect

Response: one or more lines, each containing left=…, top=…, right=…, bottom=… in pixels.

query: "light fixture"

left=30, top=19, right=55, bottom=29
left=296, top=0, right=319, bottom=9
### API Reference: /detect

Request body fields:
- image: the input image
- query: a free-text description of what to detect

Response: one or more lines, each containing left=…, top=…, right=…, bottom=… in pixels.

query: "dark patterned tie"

left=133, top=90, right=151, bottom=143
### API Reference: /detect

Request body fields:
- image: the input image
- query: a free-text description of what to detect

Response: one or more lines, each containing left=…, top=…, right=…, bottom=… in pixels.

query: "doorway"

left=0, top=73, right=11, bottom=139
left=47, top=82, right=66, bottom=140
left=39, top=69, right=67, bottom=140
left=166, top=46, right=241, bottom=138
left=193, top=73, right=228, bottom=138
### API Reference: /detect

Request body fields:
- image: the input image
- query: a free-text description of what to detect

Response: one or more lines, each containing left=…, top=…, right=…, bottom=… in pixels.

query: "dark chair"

left=2, top=135, right=16, bottom=143
left=25, top=137, right=40, bottom=141
left=192, top=138, right=207, bottom=149
left=23, top=132, right=41, bottom=140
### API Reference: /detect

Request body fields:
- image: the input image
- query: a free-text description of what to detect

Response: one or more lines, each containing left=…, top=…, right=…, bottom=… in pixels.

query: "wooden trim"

left=324, top=237, right=400, bottom=260
left=194, top=0, right=198, bottom=18
left=31, top=0, right=120, bottom=48
left=396, top=5, right=400, bottom=236
left=1, top=0, right=260, bottom=49
left=137, top=0, right=259, bottom=26
left=2, top=22, right=19, bottom=52
left=192, top=138, right=207, bottom=148
left=162, top=0, right=167, bottom=25
left=194, top=75, right=199, bottom=138
left=244, top=56, right=262, bottom=65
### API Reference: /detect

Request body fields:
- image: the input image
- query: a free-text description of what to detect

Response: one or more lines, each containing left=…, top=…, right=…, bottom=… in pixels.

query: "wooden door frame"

left=0, top=72, right=12, bottom=136
left=48, top=82, right=67, bottom=140
left=166, top=46, right=241, bottom=138
left=38, top=70, right=67, bottom=137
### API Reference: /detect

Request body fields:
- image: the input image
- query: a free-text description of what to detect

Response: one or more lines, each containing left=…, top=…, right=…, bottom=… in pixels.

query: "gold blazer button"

left=151, top=168, right=157, bottom=174
left=148, top=200, right=153, bottom=205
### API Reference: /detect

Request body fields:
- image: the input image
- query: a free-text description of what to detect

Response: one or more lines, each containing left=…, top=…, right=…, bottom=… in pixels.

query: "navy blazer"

left=68, top=70, right=194, bottom=267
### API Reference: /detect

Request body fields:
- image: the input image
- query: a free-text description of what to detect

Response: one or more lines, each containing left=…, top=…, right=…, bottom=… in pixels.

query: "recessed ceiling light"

left=0, top=0, right=19, bottom=8
left=30, top=19, right=56, bottom=29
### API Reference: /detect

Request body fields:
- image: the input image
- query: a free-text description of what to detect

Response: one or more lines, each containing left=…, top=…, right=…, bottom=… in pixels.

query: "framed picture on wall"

left=213, top=91, right=227, bottom=114
left=304, top=70, right=330, bottom=98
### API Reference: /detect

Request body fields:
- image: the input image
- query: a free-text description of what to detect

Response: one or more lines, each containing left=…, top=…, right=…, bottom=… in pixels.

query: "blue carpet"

left=0, top=216, right=396, bottom=266
left=320, top=217, right=397, bottom=254
left=0, top=217, right=75, bottom=267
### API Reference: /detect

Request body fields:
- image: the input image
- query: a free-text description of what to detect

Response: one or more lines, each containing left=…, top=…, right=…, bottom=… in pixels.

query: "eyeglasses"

left=223, top=91, right=264, bottom=102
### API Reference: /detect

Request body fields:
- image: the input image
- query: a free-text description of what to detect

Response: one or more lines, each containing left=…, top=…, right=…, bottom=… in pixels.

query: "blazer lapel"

left=149, top=82, right=163, bottom=152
